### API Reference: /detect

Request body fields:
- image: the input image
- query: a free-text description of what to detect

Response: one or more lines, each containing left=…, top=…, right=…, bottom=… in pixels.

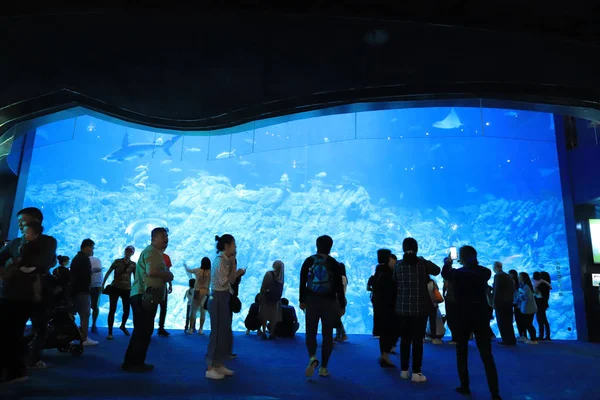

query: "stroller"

left=27, top=274, right=84, bottom=357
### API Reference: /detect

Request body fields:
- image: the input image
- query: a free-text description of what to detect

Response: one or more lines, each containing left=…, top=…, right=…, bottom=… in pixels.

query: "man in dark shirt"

left=273, top=298, right=300, bottom=337
left=70, top=238, right=98, bottom=346
left=299, top=235, right=346, bottom=378
left=492, top=261, right=517, bottom=346
left=0, top=207, right=56, bottom=382
left=442, top=246, right=501, bottom=400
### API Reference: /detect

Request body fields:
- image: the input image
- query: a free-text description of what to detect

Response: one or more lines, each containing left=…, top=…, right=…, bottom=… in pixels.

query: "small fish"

left=532, top=231, right=539, bottom=242
left=216, top=149, right=236, bottom=159
left=101, top=178, right=107, bottom=184
left=169, top=168, right=182, bottom=173
left=429, top=143, right=442, bottom=151
left=293, top=240, right=300, bottom=249
left=133, top=170, right=147, bottom=181
left=135, top=163, right=149, bottom=171
left=161, top=159, right=172, bottom=165
left=505, top=111, right=518, bottom=117
left=335, top=184, right=343, bottom=189
left=280, top=173, right=289, bottom=183
left=139, top=176, right=149, bottom=184
left=324, top=137, right=330, bottom=143
left=184, top=147, right=202, bottom=153
left=244, top=138, right=255, bottom=145
left=135, top=182, right=146, bottom=189
left=238, top=160, right=253, bottom=167
left=315, top=172, right=327, bottom=178
left=300, top=184, right=305, bottom=189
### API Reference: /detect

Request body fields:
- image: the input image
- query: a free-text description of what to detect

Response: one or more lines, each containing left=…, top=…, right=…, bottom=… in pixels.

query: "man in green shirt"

left=122, top=227, right=173, bottom=373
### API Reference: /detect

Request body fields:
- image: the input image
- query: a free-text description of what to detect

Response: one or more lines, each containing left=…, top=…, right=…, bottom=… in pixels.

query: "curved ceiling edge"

left=1, top=85, right=600, bottom=137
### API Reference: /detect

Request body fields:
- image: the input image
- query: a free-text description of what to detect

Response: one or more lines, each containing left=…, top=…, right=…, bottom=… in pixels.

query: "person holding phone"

left=442, top=246, right=501, bottom=400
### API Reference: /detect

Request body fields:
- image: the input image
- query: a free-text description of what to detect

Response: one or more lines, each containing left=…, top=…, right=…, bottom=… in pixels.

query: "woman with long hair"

left=517, top=272, right=538, bottom=344
left=535, top=271, right=552, bottom=341
left=393, top=238, right=441, bottom=382
left=102, top=246, right=136, bottom=339
left=259, top=260, right=285, bottom=339
left=185, top=257, right=212, bottom=335
left=205, top=234, right=246, bottom=380
left=508, top=269, right=526, bottom=340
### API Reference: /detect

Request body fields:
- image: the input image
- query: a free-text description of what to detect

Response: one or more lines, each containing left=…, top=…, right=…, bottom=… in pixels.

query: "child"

left=184, top=278, right=196, bottom=333
left=244, top=293, right=262, bottom=335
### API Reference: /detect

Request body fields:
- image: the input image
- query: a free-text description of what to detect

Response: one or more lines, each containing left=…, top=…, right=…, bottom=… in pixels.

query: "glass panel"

left=230, top=129, right=255, bottom=157
left=575, top=118, right=599, bottom=148
left=207, top=134, right=233, bottom=160
left=34, top=117, right=77, bottom=148
left=480, top=108, right=557, bottom=142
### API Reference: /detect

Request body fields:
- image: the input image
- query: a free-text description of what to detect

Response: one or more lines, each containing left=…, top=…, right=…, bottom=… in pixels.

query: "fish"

left=101, top=178, right=107, bottom=184
left=315, top=172, right=327, bottom=178
left=216, top=149, right=236, bottom=159
left=169, top=168, right=182, bottom=173
left=133, top=170, right=147, bottom=181
left=134, top=182, right=146, bottom=189
left=184, top=147, right=202, bottom=153
left=135, top=163, right=149, bottom=171
left=324, top=137, right=330, bottom=143
left=280, top=173, right=289, bottom=183
left=237, top=160, right=253, bottom=167
left=433, top=108, right=463, bottom=129
left=161, top=159, right=172, bottom=165
left=102, top=134, right=181, bottom=162
left=504, top=111, right=518, bottom=117
left=138, top=176, right=149, bottom=184
left=244, top=138, right=255, bottom=145
left=429, top=143, right=442, bottom=151
left=532, top=231, right=539, bottom=243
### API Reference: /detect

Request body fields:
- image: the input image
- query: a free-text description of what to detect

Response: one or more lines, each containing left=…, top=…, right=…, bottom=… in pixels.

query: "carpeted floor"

left=1, top=328, right=598, bottom=400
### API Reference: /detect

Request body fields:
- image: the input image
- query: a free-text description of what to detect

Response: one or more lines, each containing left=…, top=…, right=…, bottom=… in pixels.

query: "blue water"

left=22, top=106, right=576, bottom=339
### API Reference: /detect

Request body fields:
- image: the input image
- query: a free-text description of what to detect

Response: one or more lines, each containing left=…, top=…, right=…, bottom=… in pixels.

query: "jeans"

left=123, top=294, right=158, bottom=366
left=455, top=305, right=499, bottom=396
left=522, top=313, right=537, bottom=341
left=495, top=302, right=516, bottom=344
left=90, top=287, right=102, bottom=328
left=514, top=307, right=526, bottom=338
left=158, top=291, right=168, bottom=329
left=535, top=300, right=550, bottom=339
left=305, top=296, right=339, bottom=368
left=397, top=315, right=428, bottom=373
left=107, top=288, right=131, bottom=335
left=205, top=291, right=232, bottom=367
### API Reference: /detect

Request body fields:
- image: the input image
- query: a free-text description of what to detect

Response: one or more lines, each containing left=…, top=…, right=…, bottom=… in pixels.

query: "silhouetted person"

left=442, top=246, right=501, bottom=400
left=492, top=261, right=516, bottom=345
left=271, top=298, right=300, bottom=337
left=372, top=249, right=398, bottom=367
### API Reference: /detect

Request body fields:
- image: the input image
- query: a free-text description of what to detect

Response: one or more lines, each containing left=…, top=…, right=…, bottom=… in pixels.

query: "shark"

left=102, top=134, right=181, bottom=162
left=433, top=108, right=463, bottom=129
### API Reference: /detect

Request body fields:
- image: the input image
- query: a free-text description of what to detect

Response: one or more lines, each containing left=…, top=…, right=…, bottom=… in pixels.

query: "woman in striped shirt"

left=205, top=234, right=246, bottom=380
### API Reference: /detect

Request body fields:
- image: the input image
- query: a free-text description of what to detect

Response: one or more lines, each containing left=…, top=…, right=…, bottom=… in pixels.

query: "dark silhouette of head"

left=316, top=235, right=333, bottom=255
left=189, top=278, right=196, bottom=288
left=281, top=298, right=290, bottom=306
left=201, top=257, right=211, bottom=270
left=402, top=238, right=418, bottom=264
left=377, top=248, right=392, bottom=264
left=459, top=246, right=478, bottom=267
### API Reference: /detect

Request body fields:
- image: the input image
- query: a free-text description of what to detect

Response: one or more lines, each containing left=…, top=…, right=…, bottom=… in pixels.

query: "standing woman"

left=393, top=238, right=441, bottom=383
left=185, top=257, right=211, bottom=335
left=508, top=269, right=526, bottom=340
left=103, top=246, right=136, bottom=339
left=516, top=272, right=538, bottom=344
left=537, top=271, right=552, bottom=340
left=259, top=260, right=285, bottom=339
left=205, top=234, right=246, bottom=380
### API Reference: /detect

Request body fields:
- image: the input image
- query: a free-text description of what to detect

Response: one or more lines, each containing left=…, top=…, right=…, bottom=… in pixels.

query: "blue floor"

left=1, top=329, right=598, bottom=400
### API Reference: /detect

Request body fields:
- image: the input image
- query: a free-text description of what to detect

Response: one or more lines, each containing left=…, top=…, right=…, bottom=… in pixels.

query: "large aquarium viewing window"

left=20, top=104, right=576, bottom=339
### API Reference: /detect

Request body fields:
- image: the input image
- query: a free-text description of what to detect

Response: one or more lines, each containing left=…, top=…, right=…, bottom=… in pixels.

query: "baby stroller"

left=46, top=301, right=85, bottom=357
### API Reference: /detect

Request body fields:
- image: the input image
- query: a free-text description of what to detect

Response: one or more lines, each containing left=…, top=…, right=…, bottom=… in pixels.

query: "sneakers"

left=83, top=338, right=99, bottom=347
left=28, top=360, right=48, bottom=370
left=525, top=339, right=539, bottom=345
left=517, top=336, right=527, bottom=342
left=379, top=355, right=396, bottom=368
left=400, top=370, right=410, bottom=380
left=448, top=341, right=457, bottom=345
left=107, top=335, right=114, bottom=340
left=411, top=373, right=427, bottom=383
left=120, top=326, right=130, bottom=336
left=305, top=356, right=319, bottom=377
left=389, top=346, right=397, bottom=354
left=158, top=329, right=170, bottom=337
left=432, top=339, right=443, bottom=345
left=245, top=329, right=250, bottom=335
left=217, top=366, right=234, bottom=376
left=184, top=329, right=191, bottom=334
left=205, top=369, right=225, bottom=380
left=318, top=367, right=329, bottom=377
left=198, top=329, right=204, bottom=335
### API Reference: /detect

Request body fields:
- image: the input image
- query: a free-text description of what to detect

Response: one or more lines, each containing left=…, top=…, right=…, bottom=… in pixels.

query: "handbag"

left=102, top=284, right=115, bottom=295
left=230, top=294, right=242, bottom=313
left=427, top=280, right=444, bottom=304
left=142, top=286, right=164, bottom=309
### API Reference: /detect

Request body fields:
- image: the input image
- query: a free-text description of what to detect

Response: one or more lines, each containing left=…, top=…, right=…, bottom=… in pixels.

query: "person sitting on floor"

left=270, top=298, right=300, bottom=338
left=245, top=293, right=262, bottom=335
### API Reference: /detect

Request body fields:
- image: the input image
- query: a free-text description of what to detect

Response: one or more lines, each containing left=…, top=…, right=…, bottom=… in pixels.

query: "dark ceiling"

left=1, top=2, right=599, bottom=133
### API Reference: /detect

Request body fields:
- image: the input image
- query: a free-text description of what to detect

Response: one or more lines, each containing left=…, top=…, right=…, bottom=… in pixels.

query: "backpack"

left=265, top=271, right=284, bottom=302
left=307, top=255, right=333, bottom=295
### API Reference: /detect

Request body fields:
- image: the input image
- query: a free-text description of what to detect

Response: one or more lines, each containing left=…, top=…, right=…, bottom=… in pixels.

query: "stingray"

left=433, top=108, right=463, bottom=129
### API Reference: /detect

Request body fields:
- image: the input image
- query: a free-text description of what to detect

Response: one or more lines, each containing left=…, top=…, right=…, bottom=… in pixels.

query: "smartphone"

left=450, top=247, right=458, bottom=261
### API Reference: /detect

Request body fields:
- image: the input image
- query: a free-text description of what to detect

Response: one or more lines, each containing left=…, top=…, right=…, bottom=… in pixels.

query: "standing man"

left=123, top=227, right=173, bottom=373
left=0, top=207, right=57, bottom=382
left=299, top=235, right=346, bottom=378
left=89, top=255, right=103, bottom=334
left=157, top=252, right=172, bottom=337
left=70, top=239, right=99, bottom=346
left=442, top=246, right=501, bottom=400
left=492, top=261, right=517, bottom=346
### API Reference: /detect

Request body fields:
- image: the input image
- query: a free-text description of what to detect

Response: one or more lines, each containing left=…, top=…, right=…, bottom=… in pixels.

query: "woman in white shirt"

left=205, top=234, right=246, bottom=380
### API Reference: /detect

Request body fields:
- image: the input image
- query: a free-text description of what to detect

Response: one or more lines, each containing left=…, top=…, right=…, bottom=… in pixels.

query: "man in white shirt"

left=90, top=256, right=103, bottom=334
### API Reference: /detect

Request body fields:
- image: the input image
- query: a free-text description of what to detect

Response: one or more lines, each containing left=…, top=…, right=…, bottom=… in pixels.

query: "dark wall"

left=1, top=11, right=599, bottom=132
left=0, top=175, right=17, bottom=242
left=567, top=120, right=600, bottom=204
